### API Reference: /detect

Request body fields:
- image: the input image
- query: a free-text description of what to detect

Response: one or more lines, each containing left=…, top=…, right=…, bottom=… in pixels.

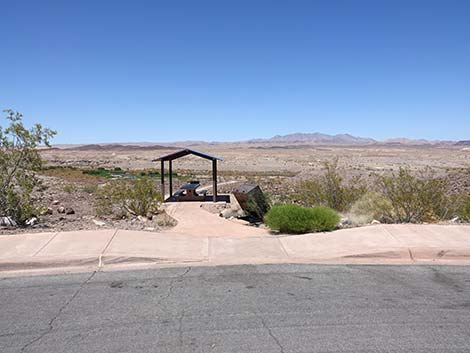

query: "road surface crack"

left=19, top=270, right=97, bottom=352
left=156, top=267, right=192, bottom=307
left=257, top=313, right=285, bottom=353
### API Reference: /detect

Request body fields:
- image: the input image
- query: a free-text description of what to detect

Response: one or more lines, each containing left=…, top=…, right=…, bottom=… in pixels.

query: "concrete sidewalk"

left=0, top=224, right=469, bottom=274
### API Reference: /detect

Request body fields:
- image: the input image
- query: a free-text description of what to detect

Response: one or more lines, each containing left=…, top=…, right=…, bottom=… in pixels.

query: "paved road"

left=2, top=264, right=470, bottom=353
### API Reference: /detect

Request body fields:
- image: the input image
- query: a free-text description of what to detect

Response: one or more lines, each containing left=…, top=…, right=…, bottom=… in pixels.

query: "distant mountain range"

left=245, top=133, right=460, bottom=146
left=50, top=133, right=466, bottom=149
left=248, top=133, right=376, bottom=145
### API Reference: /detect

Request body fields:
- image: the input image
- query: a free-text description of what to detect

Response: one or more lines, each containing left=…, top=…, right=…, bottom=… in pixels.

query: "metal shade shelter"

left=154, top=148, right=224, bottom=202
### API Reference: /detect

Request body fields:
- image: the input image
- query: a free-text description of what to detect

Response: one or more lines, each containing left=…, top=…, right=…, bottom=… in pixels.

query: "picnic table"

left=173, top=181, right=208, bottom=201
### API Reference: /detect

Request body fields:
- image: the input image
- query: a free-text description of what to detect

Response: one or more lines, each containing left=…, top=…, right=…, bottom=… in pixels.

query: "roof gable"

left=154, top=148, right=223, bottom=162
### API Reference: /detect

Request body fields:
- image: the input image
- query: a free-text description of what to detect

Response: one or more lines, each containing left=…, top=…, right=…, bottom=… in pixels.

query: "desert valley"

left=7, top=132, right=461, bottom=234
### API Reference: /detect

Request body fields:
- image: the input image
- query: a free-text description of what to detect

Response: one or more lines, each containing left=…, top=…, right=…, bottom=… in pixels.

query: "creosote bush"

left=293, top=159, right=366, bottom=212
left=0, top=110, right=56, bottom=224
left=456, top=194, right=470, bottom=222
left=94, top=177, right=163, bottom=218
left=377, top=167, right=453, bottom=223
left=264, top=204, right=340, bottom=234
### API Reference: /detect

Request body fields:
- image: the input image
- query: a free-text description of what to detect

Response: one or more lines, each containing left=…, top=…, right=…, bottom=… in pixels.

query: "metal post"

left=212, top=159, right=217, bottom=202
left=169, top=160, right=173, bottom=197
left=160, top=160, right=165, bottom=198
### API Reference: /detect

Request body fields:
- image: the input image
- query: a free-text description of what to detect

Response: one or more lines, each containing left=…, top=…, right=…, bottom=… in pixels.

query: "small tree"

left=0, top=110, right=56, bottom=224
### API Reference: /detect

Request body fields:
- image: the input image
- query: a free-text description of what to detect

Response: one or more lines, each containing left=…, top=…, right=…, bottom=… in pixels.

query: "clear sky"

left=1, top=0, right=469, bottom=143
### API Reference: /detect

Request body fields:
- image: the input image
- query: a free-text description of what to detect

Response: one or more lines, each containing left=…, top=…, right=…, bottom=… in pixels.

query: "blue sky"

left=1, top=0, right=469, bottom=143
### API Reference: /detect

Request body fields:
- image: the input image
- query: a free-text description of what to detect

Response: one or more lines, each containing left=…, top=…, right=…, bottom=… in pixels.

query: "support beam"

left=212, top=159, right=217, bottom=202
left=160, top=160, right=165, bottom=198
left=169, top=160, right=173, bottom=197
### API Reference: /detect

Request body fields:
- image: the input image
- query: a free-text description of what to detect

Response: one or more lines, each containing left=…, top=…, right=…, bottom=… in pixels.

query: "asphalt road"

left=1, top=264, right=470, bottom=353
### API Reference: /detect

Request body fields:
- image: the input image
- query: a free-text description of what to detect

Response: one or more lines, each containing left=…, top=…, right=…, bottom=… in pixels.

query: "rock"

left=340, top=217, right=352, bottom=226
left=137, top=215, right=148, bottom=222
left=65, top=207, right=75, bottom=215
left=144, top=227, right=156, bottom=231
left=220, top=207, right=245, bottom=219
left=57, top=206, right=66, bottom=214
left=451, top=216, right=460, bottom=224
left=25, top=217, right=38, bottom=226
left=52, top=200, right=60, bottom=205
left=370, top=219, right=381, bottom=225
left=92, top=219, right=106, bottom=226
left=0, top=216, right=17, bottom=227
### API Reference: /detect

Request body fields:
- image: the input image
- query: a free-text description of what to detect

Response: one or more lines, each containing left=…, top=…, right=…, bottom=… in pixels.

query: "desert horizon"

left=47, top=131, right=469, bottom=149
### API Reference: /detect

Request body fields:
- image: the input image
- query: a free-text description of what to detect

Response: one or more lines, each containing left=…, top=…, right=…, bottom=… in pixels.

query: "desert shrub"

left=350, top=191, right=394, bottom=224
left=94, top=177, right=163, bottom=218
left=125, top=178, right=164, bottom=216
left=456, top=194, right=470, bottom=222
left=82, top=184, right=98, bottom=194
left=293, top=159, right=366, bottom=212
left=0, top=110, right=56, bottom=224
left=378, top=167, right=453, bottom=223
left=63, top=183, right=77, bottom=194
left=264, top=204, right=340, bottom=233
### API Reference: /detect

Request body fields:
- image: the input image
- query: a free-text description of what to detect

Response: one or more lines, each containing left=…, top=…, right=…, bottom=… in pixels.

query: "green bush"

left=264, top=204, right=340, bottom=234
left=94, top=177, right=163, bottom=218
left=293, top=159, right=366, bottom=212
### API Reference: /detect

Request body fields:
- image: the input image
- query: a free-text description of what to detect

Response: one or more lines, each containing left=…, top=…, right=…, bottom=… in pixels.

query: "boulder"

left=340, top=217, right=352, bottom=226
left=137, top=215, right=148, bottom=222
left=92, top=219, right=106, bottom=226
left=451, top=216, right=460, bottom=224
left=220, top=208, right=245, bottom=219
left=370, top=219, right=381, bottom=225
left=26, top=217, right=38, bottom=226
left=57, top=206, right=66, bottom=214
left=0, top=216, right=17, bottom=227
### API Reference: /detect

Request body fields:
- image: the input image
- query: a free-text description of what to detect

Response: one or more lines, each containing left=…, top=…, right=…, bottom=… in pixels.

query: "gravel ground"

left=0, top=175, right=177, bottom=235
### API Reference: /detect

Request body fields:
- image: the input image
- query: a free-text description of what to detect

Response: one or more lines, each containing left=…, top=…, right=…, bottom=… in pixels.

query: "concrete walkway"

left=0, top=224, right=469, bottom=274
left=165, top=202, right=269, bottom=237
